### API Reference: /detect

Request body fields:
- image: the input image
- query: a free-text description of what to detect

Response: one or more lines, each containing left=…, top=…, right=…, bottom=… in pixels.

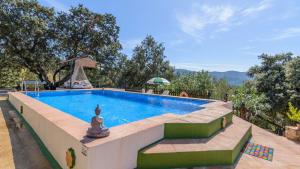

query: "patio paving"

left=192, top=116, right=300, bottom=169
left=0, top=96, right=52, bottom=169
left=233, top=116, right=300, bottom=169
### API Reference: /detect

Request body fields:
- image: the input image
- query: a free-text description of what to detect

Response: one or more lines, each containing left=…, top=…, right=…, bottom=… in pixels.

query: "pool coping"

left=9, top=88, right=232, bottom=147
left=8, top=88, right=232, bottom=169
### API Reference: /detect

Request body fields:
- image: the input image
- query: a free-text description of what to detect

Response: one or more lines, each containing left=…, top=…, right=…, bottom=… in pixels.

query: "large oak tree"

left=0, top=0, right=58, bottom=85
left=0, top=0, right=123, bottom=87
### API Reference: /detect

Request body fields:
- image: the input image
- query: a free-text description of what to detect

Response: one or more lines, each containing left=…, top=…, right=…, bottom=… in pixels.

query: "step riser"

left=232, top=126, right=252, bottom=163
left=164, top=113, right=233, bottom=139
left=137, top=126, right=252, bottom=169
left=138, top=151, right=232, bottom=169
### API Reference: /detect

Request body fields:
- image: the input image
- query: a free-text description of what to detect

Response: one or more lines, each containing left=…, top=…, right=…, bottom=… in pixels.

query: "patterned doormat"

left=242, top=142, right=274, bottom=161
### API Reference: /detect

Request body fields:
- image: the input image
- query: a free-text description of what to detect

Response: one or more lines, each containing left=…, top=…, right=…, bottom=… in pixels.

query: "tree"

left=287, top=102, right=300, bottom=123
left=230, top=81, right=282, bottom=131
left=0, top=1, right=123, bottom=88
left=86, top=53, right=128, bottom=87
left=168, top=70, right=214, bottom=97
left=248, top=53, right=293, bottom=114
left=212, top=78, right=230, bottom=100
left=285, top=56, right=300, bottom=108
left=231, top=81, right=270, bottom=119
left=234, top=53, right=300, bottom=134
left=0, top=0, right=58, bottom=85
left=53, top=5, right=123, bottom=86
left=0, top=56, right=22, bottom=88
left=124, top=35, right=174, bottom=88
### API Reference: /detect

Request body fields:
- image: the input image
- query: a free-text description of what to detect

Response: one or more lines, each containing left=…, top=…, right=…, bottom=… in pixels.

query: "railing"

left=233, top=109, right=285, bottom=136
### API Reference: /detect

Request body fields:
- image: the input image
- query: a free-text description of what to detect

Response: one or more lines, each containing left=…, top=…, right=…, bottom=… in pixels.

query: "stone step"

left=137, top=117, right=252, bottom=169
left=0, top=89, right=10, bottom=96
left=164, top=111, right=233, bottom=138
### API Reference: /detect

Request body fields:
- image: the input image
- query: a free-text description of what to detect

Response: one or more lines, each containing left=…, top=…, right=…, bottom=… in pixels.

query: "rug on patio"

left=242, top=142, right=274, bottom=161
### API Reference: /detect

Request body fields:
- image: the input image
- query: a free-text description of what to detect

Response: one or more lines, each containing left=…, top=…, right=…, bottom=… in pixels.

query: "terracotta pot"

left=297, top=123, right=300, bottom=130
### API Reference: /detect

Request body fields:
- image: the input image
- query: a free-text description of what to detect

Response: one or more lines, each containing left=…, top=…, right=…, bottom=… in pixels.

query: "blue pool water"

left=27, top=90, right=209, bottom=127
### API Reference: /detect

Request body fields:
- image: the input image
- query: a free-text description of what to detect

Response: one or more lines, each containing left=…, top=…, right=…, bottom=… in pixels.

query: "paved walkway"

left=0, top=96, right=52, bottom=169
left=192, top=116, right=300, bottom=169
left=233, top=116, right=300, bottom=169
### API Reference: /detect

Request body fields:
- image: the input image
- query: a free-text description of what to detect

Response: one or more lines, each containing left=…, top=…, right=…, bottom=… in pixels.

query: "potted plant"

left=287, top=102, right=300, bottom=130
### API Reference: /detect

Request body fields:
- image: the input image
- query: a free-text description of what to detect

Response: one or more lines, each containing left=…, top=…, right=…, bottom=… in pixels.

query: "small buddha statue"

left=86, top=105, right=110, bottom=138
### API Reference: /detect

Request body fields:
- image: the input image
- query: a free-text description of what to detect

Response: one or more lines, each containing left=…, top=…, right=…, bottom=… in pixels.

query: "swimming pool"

left=27, top=90, right=209, bottom=127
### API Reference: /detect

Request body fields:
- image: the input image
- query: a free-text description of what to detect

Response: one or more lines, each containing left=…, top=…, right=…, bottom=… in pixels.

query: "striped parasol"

left=146, top=77, right=170, bottom=85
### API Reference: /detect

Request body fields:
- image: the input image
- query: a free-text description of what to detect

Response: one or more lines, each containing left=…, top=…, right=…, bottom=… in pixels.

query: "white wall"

left=9, top=93, right=88, bottom=169
left=87, top=125, right=164, bottom=169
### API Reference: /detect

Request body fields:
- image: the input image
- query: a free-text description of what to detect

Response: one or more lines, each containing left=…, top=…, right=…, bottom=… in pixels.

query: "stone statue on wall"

left=86, top=105, right=110, bottom=138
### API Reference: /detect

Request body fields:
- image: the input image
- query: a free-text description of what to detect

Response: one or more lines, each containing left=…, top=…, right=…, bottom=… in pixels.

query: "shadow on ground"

left=0, top=97, right=52, bottom=169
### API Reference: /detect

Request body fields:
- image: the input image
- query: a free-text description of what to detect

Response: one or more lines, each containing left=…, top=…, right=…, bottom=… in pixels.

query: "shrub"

left=287, top=102, right=300, bottom=123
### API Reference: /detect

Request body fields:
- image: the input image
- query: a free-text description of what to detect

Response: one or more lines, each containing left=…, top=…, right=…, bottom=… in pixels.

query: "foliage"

left=212, top=78, right=230, bottom=100
left=53, top=5, right=123, bottom=86
left=123, top=35, right=174, bottom=88
left=0, top=65, right=21, bottom=88
left=231, top=81, right=270, bottom=118
left=232, top=53, right=300, bottom=133
left=0, top=55, right=20, bottom=88
left=0, top=0, right=123, bottom=87
left=284, top=56, right=300, bottom=108
left=287, top=102, right=300, bottom=122
left=0, top=68, right=38, bottom=89
left=0, top=51, right=38, bottom=88
left=168, top=71, right=213, bottom=93
left=230, top=81, right=290, bottom=132
left=248, top=53, right=293, bottom=114
left=0, top=0, right=58, bottom=84
left=165, top=71, right=233, bottom=100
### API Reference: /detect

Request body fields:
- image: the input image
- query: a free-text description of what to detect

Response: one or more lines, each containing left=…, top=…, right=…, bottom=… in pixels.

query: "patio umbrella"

left=146, top=77, right=170, bottom=85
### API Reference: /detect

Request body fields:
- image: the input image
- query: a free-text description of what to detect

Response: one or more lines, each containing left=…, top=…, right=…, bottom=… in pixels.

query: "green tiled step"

left=137, top=118, right=252, bottom=169
left=165, top=112, right=233, bottom=139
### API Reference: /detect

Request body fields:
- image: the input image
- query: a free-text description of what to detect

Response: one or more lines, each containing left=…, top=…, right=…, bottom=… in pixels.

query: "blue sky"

left=39, top=0, right=300, bottom=71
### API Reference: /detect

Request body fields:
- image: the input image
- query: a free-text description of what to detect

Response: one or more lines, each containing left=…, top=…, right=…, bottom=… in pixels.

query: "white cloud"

left=172, top=62, right=248, bottom=72
left=177, top=14, right=204, bottom=37
left=202, top=5, right=234, bottom=22
left=242, top=0, right=272, bottom=16
left=44, top=0, right=69, bottom=12
left=176, top=1, right=274, bottom=41
left=176, top=5, right=235, bottom=38
left=273, top=27, right=300, bottom=40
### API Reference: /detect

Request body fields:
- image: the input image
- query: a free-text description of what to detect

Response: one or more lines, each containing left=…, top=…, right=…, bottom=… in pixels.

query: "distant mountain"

left=174, top=69, right=250, bottom=86
left=209, top=71, right=250, bottom=86
left=174, top=69, right=195, bottom=76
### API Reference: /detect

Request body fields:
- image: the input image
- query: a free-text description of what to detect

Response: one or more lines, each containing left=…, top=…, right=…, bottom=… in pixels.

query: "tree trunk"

left=54, top=72, right=73, bottom=87
left=240, top=104, right=247, bottom=120
left=53, top=64, right=70, bottom=83
left=53, top=62, right=75, bottom=87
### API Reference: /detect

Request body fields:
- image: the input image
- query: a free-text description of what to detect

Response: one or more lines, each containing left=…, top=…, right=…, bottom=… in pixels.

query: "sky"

left=38, top=0, right=300, bottom=72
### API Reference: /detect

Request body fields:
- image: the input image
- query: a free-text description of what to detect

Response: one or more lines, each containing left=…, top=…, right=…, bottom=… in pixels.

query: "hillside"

left=174, top=69, right=250, bottom=86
